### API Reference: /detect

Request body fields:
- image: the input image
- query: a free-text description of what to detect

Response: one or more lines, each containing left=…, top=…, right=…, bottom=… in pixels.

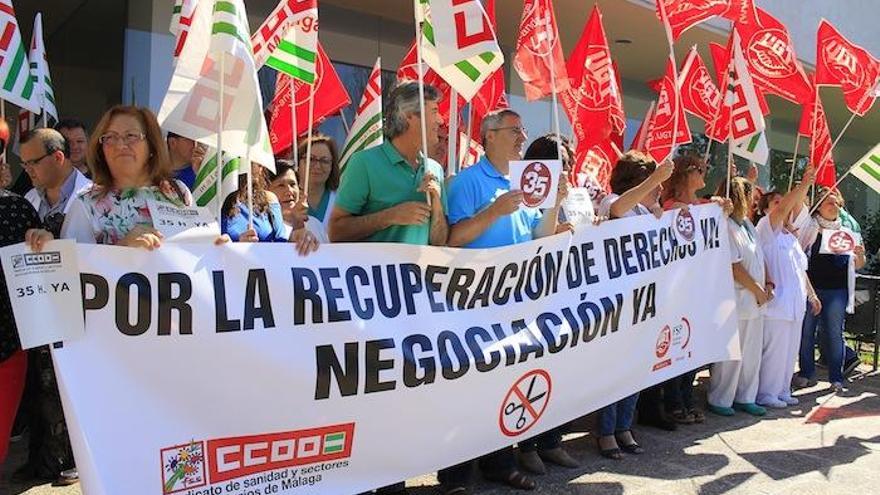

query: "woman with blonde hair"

left=708, top=176, right=771, bottom=417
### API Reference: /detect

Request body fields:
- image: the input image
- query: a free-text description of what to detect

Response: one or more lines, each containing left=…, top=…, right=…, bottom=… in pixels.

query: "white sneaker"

left=757, top=398, right=787, bottom=409
left=779, top=395, right=799, bottom=406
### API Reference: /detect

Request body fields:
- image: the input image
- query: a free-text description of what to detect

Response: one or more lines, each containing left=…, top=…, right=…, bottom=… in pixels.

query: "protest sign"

left=509, top=159, right=562, bottom=208
left=819, top=228, right=859, bottom=255
left=147, top=198, right=220, bottom=242
left=34, top=205, right=738, bottom=495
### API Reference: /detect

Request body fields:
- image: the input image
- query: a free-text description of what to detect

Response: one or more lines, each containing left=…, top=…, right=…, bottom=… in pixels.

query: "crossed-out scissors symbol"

left=504, top=375, right=547, bottom=430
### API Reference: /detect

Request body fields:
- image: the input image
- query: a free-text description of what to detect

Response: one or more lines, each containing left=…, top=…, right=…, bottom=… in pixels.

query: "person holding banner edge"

left=329, top=82, right=448, bottom=246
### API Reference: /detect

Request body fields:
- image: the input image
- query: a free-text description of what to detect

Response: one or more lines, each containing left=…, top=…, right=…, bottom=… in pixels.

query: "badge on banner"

left=0, top=240, right=84, bottom=349
left=147, top=198, right=220, bottom=242
left=509, top=160, right=562, bottom=209
left=819, top=228, right=859, bottom=255
left=672, top=207, right=699, bottom=244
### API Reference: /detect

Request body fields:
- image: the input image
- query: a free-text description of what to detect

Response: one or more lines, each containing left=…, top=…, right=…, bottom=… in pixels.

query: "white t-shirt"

left=598, top=193, right=652, bottom=219
left=281, top=217, right=330, bottom=244
left=756, top=216, right=808, bottom=321
left=728, top=217, right=765, bottom=320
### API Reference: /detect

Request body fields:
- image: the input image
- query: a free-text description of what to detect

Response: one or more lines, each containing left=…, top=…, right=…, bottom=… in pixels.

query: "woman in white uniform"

left=708, top=177, right=771, bottom=417
left=754, top=166, right=821, bottom=407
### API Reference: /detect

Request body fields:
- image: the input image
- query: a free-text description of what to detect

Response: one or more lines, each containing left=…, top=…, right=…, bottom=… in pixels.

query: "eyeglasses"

left=490, top=126, right=528, bottom=136
left=99, top=132, right=146, bottom=147
left=303, top=155, right=333, bottom=167
left=21, top=152, right=54, bottom=168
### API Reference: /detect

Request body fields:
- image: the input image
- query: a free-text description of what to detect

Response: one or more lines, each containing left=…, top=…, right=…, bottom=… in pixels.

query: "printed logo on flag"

left=655, top=325, right=672, bottom=360
left=183, top=57, right=245, bottom=131
left=520, top=161, right=553, bottom=207
left=449, top=0, right=495, bottom=50
left=746, top=28, right=797, bottom=78
left=160, top=423, right=355, bottom=493
left=499, top=370, right=551, bottom=437
left=573, top=46, right=613, bottom=111
left=687, top=65, right=719, bottom=117
left=520, top=3, right=556, bottom=57
left=821, top=40, right=866, bottom=93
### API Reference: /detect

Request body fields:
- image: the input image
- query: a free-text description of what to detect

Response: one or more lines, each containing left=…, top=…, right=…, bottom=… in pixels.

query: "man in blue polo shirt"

left=439, top=109, right=567, bottom=493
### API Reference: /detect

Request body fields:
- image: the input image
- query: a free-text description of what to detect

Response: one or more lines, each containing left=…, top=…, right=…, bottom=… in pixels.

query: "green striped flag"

left=252, top=0, right=318, bottom=84
left=417, top=0, right=503, bottom=101
left=732, top=131, right=769, bottom=165
left=192, top=149, right=241, bottom=210
left=27, top=13, right=57, bottom=121
left=850, top=143, right=880, bottom=194
left=0, top=0, right=40, bottom=113
left=339, top=58, right=382, bottom=168
left=322, top=431, right=346, bottom=454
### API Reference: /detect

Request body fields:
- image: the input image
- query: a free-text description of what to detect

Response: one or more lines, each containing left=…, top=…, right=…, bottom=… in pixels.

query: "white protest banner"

left=41, top=205, right=738, bottom=495
left=0, top=240, right=83, bottom=348
left=819, top=228, right=860, bottom=255
left=146, top=198, right=220, bottom=242
left=509, top=159, right=562, bottom=209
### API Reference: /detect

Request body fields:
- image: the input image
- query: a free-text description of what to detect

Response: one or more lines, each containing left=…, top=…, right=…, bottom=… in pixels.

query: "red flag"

left=573, top=139, right=620, bottom=193
left=734, top=8, right=813, bottom=104
left=630, top=100, right=656, bottom=152
left=396, top=40, right=466, bottom=125
left=561, top=5, right=615, bottom=153
left=610, top=60, right=626, bottom=140
left=798, top=75, right=818, bottom=137
left=721, top=0, right=757, bottom=25
left=808, top=95, right=836, bottom=186
left=469, top=0, right=508, bottom=142
left=816, top=19, right=880, bottom=116
left=513, top=0, right=570, bottom=101
left=655, top=0, right=730, bottom=41
left=679, top=47, right=721, bottom=123
left=647, top=78, right=664, bottom=93
left=709, top=40, right=770, bottom=115
left=268, top=44, right=351, bottom=154
left=645, top=58, right=692, bottom=163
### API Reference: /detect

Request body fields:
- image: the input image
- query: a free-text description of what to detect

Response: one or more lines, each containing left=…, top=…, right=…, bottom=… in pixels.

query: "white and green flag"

left=251, top=0, right=318, bottom=84
left=27, top=13, right=57, bottom=121
left=339, top=57, right=383, bottom=168
left=0, top=0, right=40, bottom=113
left=732, top=131, right=769, bottom=165
left=192, top=149, right=241, bottom=210
left=417, top=0, right=503, bottom=101
left=850, top=143, right=880, bottom=194
left=159, top=0, right=275, bottom=174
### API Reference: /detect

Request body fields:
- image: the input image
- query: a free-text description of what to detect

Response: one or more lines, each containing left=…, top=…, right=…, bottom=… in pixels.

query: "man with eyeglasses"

left=439, top=109, right=568, bottom=494
left=21, top=128, right=92, bottom=237
left=15, top=128, right=89, bottom=487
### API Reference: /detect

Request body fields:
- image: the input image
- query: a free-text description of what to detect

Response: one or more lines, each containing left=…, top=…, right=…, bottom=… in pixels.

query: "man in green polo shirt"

left=330, top=82, right=448, bottom=246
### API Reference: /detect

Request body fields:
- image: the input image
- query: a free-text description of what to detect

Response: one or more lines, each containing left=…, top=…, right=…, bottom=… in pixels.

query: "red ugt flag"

left=679, top=47, right=721, bottom=123
left=655, top=0, right=730, bottom=41
left=268, top=43, right=351, bottom=154
left=645, top=58, right=691, bottom=163
left=735, top=7, right=813, bottom=104
left=807, top=95, right=836, bottom=187
left=709, top=40, right=770, bottom=115
left=513, top=0, right=570, bottom=101
left=816, top=19, right=880, bottom=116
left=396, top=40, right=466, bottom=125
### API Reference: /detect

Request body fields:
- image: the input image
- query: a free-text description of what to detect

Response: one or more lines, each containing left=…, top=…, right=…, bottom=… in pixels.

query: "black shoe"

left=843, top=356, right=861, bottom=377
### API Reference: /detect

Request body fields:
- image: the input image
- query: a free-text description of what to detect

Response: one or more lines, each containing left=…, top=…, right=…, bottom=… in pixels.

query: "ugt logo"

left=747, top=28, right=796, bottom=78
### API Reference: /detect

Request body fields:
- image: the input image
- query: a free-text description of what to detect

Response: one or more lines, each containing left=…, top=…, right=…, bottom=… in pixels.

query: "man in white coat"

left=21, top=128, right=92, bottom=236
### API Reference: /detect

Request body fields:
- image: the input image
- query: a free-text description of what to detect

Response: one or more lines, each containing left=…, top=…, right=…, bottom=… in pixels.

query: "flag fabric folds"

left=268, top=43, right=350, bottom=154
left=807, top=95, right=836, bottom=187
left=191, top=149, right=241, bottom=209
left=709, top=30, right=766, bottom=145
left=339, top=57, right=383, bottom=168
left=816, top=19, right=880, bottom=116
left=468, top=0, right=507, bottom=143
left=252, top=0, right=319, bottom=84
left=655, top=0, right=729, bottom=41
left=850, top=143, right=880, bottom=194
left=513, top=0, right=570, bottom=101
left=429, top=0, right=500, bottom=67
left=0, top=0, right=40, bottom=113
left=645, top=58, right=692, bottom=163
left=27, top=13, right=57, bottom=122
left=630, top=101, right=656, bottom=152
left=159, top=0, right=275, bottom=172
left=171, top=0, right=198, bottom=60
left=679, top=47, right=721, bottom=123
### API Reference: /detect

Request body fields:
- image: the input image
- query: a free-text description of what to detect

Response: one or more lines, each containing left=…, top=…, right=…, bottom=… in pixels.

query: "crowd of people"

left=0, top=81, right=868, bottom=493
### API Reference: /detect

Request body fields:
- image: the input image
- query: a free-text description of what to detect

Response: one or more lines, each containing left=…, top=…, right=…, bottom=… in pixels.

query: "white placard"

left=561, top=187, right=595, bottom=226
left=509, top=160, right=562, bottom=209
left=819, top=228, right=860, bottom=255
left=0, top=240, right=84, bottom=349
left=147, top=198, right=220, bottom=242
left=672, top=207, right=699, bottom=244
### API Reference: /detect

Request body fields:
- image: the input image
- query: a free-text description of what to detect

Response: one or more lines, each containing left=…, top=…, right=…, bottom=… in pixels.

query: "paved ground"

left=3, top=368, right=879, bottom=495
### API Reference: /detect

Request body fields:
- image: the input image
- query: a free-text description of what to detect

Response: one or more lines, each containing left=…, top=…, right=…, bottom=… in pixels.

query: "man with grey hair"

left=330, top=81, right=448, bottom=246
left=21, top=128, right=92, bottom=236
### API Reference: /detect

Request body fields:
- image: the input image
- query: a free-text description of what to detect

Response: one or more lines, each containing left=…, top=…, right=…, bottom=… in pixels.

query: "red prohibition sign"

left=499, top=369, right=552, bottom=437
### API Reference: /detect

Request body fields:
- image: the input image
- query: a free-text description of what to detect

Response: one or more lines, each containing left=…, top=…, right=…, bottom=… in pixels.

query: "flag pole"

left=216, top=53, right=226, bottom=222
left=339, top=108, right=351, bottom=136
left=290, top=81, right=299, bottom=169
left=303, top=81, right=316, bottom=200
left=703, top=139, right=712, bottom=164
left=1, top=100, right=5, bottom=163
left=461, top=103, right=474, bottom=173
left=447, top=89, right=458, bottom=176
left=413, top=0, right=431, bottom=206
left=246, top=151, right=253, bottom=232
left=787, top=134, right=801, bottom=192
left=547, top=44, right=563, bottom=161
left=658, top=0, right=680, bottom=163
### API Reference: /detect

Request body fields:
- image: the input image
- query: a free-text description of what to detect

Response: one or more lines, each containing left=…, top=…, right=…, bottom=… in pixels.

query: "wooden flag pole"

left=413, top=0, right=431, bottom=206
left=339, top=108, right=351, bottom=136
left=703, top=139, right=713, bottom=164
left=658, top=0, right=680, bottom=163
left=787, top=134, right=801, bottom=192
left=547, top=43, right=563, bottom=162
left=290, top=82, right=299, bottom=169
left=303, top=81, right=317, bottom=200
left=216, top=53, right=226, bottom=223
left=461, top=104, right=474, bottom=173
left=448, top=88, right=458, bottom=176
left=246, top=148, right=253, bottom=231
